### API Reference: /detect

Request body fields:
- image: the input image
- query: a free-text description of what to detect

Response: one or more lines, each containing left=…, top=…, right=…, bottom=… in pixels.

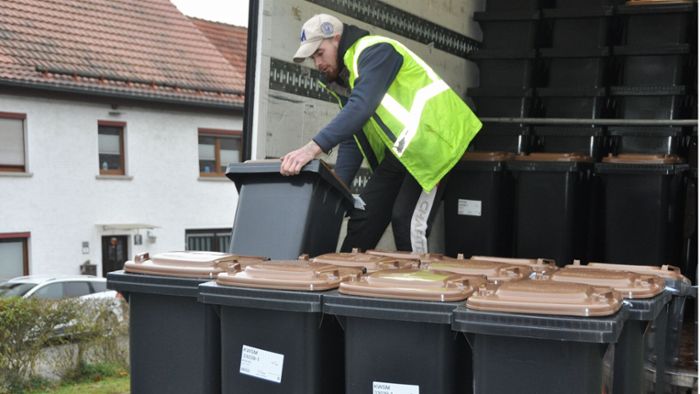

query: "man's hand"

left=280, top=141, right=323, bottom=176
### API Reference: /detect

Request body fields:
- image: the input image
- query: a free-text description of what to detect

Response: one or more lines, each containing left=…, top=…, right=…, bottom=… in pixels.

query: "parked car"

left=0, top=275, right=126, bottom=325
left=0, top=275, right=109, bottom=299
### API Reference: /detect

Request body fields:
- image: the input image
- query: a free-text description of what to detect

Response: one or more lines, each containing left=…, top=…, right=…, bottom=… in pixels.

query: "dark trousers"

left=340, top=151, right=445, bottom=252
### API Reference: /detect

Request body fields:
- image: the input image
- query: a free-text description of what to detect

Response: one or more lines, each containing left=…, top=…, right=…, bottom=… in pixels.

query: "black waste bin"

left=614, top=45, right=692, bottom=87
left=106, top=251, right=266, bottom=394
left=475, top=10, right=543, bottom=50
left=324, top=269, right=486, bottom=394
left=226, top=159, right=353, bottom=259
left=583, top=262, right=694, bottom=385
left=549, top=266, right=672, bottom=394
left=608, top=126, right=686, bottom=156
left=610, top=85, right=691, bottom=120
left=531, top=126, right=606, bottom=160
left=538, top=87, right=609, bottom=119
left=471, top=49, right=540, bottom=89
left=540, top=47, right=611, bottom=89
left=453, top=279, right=626, bottom=394
left=594, top=154, right=688, bottom=266
left=198, top=261, right=361, bottom=394
left=470, top=87, right=538, bottom=118
left=617, top=2, right=696, bottom=46
left=467, top=122, right=532, bottom=154
left=508, top=153, right=594, bottom=266
left=542, top=7, right=614, bottom=50
left=443, top=152, right=515, bottom=258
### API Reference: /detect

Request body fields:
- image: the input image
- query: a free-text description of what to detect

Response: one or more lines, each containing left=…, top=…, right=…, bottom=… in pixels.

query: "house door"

left=101, top=235, right=128, bottom=276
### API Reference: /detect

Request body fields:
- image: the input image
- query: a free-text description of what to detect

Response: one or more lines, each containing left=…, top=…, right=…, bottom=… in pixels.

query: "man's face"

left=310, top=36, right=340, bottom=81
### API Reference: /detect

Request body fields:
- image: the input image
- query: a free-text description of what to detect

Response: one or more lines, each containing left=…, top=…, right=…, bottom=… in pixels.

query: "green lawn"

left=27, top=376, right=129, bottom=394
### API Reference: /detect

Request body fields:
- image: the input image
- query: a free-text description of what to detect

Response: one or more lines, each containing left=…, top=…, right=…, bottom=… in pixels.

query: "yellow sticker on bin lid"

left=548, top=267, right=665, bottom=299
left=424, top=257, right=526, bottom=283
left=123, top=251, right=265, bottom=278
left=216, top=261, right=362, bottom=291
left=313, top=250, right=419, bottom=272
left=467, top=279, right=623, bottom=317
left=338, top=268, right=487, bottom=302
left=365, top=249, right=446, bottom=264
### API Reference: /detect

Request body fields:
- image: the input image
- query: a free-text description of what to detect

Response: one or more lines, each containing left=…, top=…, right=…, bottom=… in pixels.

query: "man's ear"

left=333, top=34, right=341, bottom=45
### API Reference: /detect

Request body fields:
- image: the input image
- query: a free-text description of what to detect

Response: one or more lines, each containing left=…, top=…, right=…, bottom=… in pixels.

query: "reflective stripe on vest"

left=352, top=37, right=449, bottom=156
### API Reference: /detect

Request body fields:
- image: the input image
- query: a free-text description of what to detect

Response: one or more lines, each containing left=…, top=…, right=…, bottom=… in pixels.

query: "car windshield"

left=0, top=282, right=37, bottom=298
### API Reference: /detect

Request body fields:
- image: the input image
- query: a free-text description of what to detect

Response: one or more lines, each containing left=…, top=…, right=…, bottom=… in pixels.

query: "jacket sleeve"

left=333, top=138, right=364, bottom=187
left=312, top=43, right=403, bottom=152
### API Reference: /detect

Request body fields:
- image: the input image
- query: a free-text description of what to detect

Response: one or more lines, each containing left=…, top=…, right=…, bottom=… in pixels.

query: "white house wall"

left=0, top=94, right=241, bottom=276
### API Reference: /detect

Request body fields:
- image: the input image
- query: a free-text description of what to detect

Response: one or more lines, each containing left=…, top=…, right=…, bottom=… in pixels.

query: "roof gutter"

left=0, top=79, right=244, bottom=111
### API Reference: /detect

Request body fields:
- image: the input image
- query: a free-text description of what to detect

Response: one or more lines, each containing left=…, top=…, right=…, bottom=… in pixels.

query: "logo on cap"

left=300, top=29, right=307, bottom=42
left=320, top=22, right=334, bottom=36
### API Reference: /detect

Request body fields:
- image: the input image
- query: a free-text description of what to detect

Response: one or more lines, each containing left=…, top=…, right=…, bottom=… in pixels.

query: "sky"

left=171, top=0, right=249, bottom=27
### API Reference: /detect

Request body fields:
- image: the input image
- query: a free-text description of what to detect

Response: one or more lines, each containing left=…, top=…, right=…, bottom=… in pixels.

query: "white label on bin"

left=458, top=199, right=481, bottom=216
left=239, top=345, right=284, bottom=383
left=373, top=381, right=420, bottom=394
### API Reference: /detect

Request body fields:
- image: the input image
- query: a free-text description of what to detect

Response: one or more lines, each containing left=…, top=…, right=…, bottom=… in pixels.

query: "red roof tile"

left=0, top=0, right=245, bottom=108
left=190, top=17, right=247, bottom=78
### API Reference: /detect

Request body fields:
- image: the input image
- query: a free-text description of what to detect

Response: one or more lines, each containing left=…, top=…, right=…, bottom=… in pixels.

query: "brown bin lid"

left=424, top=257, right=527, bottom=283
left=364, top=249, right=445, bottom=264
left=574, top=261, right=690, bottom=285
left=123, top=251, right=265, bottom=278
left=513, top=152, right=593, bottom=162
left=461, top=151, right=514, bottom=162
left=216, top=261, right=362, bottom=291
left=466, top=280, right=623, bottom=317
left=471, top=255, right=559, bottom=275
left=547, top=267, right=665, bottom=299
left=602, top=153, right=684, bottom=164
left=313, top=250, right=420, bottom=272
left=339, top=269, right=486, bottom=302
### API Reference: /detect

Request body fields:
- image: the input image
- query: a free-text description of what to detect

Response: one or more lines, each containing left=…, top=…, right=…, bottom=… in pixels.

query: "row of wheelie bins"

left=107, top=250, right=693, bottom=394
left=444, top=151, right=691, bottom=267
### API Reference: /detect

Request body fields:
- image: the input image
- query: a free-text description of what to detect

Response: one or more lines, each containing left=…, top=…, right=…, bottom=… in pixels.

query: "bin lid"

left=466, top=279, right=623, bottom=317
left=123, top=251, right=266, bottom=278
left=216, top=261, right=362, bottom=291
left=424, top=256, right=527, bottom=283
left=338, top=269, right=487, bottom=302
left=602, top=153, right=684, bottom=164
left=316, top=250, right=423, bottom=270
left=575, top=261, right=691, bottom=286
left=513, top=152, right=594, bottom=162
left=547, top=267, right=665, bottom=299
left=461, top=152, right=515, bottom=162
left=471, top=255, right=559, bottom=275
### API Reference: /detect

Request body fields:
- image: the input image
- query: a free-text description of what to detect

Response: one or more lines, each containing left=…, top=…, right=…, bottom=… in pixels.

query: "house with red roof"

left=0, top=0, right=248, bottom=279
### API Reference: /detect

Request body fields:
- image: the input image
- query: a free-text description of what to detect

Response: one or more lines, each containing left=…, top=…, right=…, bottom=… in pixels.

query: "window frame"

left=185, top=228, right=232, bottom=252
left=98, top=120, right=126, bottom=176
left=0, top=232, right=30, bottom=277
left=198, top=128, right=242, bottom=177
left=0, top=112, right=27, bottom=173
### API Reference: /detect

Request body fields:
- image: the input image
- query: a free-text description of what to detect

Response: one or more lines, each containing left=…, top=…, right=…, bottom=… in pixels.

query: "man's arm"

left=281, top=43, right=403, bottom=176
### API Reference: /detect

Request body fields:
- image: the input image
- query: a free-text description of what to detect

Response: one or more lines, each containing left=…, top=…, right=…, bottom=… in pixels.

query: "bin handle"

left=134, top=252, right=150, bottom=264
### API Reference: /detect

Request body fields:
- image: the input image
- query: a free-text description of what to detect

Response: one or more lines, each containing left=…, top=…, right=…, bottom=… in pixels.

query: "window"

left=186, top=229, right=231, bottom=252
left=63, top=282, right=92, bottom=298
left=32, top=283, right=62, bottom=300
left=198, top=129, right=242, bottom=176
left=0, top=112, right=26, bottom=172
left=98, top=121, right=125, bottom=175
left=0, top=233, right=29, bottom=281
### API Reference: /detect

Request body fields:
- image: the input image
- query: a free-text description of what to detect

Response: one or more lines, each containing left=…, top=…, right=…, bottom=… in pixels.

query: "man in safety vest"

left=281, top=14, right=482, bottom=253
